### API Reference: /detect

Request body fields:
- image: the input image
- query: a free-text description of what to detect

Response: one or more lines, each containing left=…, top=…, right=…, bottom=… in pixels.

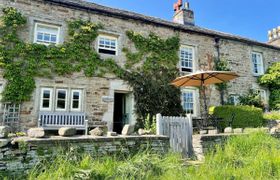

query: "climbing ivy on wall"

left=122, top=31, right=184, bottom=126
left=258, top=62, right=280, bottom=110
left=0, top=7, right=122, bottom=102
left=0, top=8, right=184, bottom=127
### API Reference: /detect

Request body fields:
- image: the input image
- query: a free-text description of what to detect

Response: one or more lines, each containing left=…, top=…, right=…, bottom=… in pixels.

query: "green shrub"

left=264, top=111, right=280, bottom=120
left=188, top=132, right=280, bottom=179
left=213, top=105, right=264, bottom=129
left=238, top=89, right=264, bottom=109
left=270, top=90, right=280, bottom=110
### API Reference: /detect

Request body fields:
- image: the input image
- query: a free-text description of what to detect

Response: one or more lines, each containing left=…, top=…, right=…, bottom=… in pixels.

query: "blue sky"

left=89, top=0, right=280, bottom=42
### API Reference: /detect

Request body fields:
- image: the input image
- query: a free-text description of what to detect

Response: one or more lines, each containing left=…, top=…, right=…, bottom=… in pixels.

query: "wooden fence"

left=156, top=113, right=193, bottom=157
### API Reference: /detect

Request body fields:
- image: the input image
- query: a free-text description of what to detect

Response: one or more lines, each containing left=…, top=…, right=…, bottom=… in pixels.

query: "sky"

left=89, top=0, right=280, bottom=42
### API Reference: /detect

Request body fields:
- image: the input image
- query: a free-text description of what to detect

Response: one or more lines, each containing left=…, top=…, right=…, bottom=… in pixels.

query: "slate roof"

left=47, top=0, right=280, bottom=50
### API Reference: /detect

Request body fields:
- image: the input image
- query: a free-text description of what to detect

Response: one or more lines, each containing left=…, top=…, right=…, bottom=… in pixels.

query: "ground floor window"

left=40, top=87, right=83, bottom=112
left=255, top=89, right=267, bottom=104
left=228, top=94, right=239, bottom=105
left=182, top=89, right=197, bottom=116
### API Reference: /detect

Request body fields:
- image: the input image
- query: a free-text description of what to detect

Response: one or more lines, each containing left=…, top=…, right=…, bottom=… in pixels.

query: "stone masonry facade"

left=0, top=0, right=279, bottom=131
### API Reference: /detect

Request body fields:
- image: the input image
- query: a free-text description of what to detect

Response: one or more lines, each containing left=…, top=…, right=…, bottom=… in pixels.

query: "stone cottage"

left=0, top=0, right=279, bottom=132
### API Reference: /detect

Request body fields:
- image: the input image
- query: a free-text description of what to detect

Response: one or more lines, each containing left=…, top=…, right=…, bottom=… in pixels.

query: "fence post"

left=85, top=119, right=89, bottom=136
left=156, top=113, right=163, bottom=135
left=186, top=114, right=193, bottom=156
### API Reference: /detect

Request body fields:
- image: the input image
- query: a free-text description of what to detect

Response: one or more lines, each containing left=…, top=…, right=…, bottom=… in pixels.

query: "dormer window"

left=98, top=35, right=118, bottom=55
left=34, top=23, right=60, bottom=45
left=180, top=46, right=194, bottom=72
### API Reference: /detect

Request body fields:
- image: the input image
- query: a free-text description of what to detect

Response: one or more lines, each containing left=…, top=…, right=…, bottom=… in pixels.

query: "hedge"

left=213, top=105, right=264, bottom=129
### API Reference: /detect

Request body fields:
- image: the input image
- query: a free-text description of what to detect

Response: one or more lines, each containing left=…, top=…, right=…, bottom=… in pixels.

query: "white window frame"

left=255, top=89, right=267, bottom=104
left=55, top=89, right=68, bottom=111
left=251, top=52, right=264, bottom=76
left=180, top=45, right=195, bottom=73
left=228, top=94, right=239, bottom=105
left=97, top=35, right=118, bottom=55
left=34, top=22, right=60, bottom=45
left=70, top=89, right=82, bottom=112
left=181, top=89, right=197, bottom=117
left=40, top=88, right=53, bottom=111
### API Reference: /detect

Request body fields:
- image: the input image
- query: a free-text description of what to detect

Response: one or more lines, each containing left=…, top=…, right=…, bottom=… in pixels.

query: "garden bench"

left=38, top=112, right=88, bottom=134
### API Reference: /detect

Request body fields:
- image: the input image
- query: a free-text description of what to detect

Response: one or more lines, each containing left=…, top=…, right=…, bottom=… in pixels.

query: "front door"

left=113, top=93, right=126, bottom=134
left=113, top=92, right=133, bottom=134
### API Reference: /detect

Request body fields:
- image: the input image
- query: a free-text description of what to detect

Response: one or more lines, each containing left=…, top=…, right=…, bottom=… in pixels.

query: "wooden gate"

left=156, top=113, right=193, bottom=157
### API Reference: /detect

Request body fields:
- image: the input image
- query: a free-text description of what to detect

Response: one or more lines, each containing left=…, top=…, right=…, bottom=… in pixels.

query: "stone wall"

left=192, top=134, right=239, bottom=161
left=0, top=0, right=280, bottom=130
left=0, top=135, right=169, bottom=175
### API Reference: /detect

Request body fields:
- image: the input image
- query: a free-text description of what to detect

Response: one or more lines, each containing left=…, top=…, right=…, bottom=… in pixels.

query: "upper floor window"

left=180, top=46, right=194, bottom=73
left=182, top=89, right=196, bottom=116
left=251, top=52, right=264, bottom=76
left=34, top=23, right=60, bottom=45
left=98, top=35, right=118, bottom=55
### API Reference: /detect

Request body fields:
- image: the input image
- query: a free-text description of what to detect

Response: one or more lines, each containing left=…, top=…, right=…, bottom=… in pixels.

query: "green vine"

left=0, top=7, right=122, bottom=103
left=0, top=8, right=183, bottom=126
left=122, top=31, right=184, bottom=126
left=213, top=57, right=230, bottom=105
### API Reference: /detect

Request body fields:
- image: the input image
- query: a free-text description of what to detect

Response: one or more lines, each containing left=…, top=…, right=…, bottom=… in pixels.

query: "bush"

left=188, top=132, right=280, bottom=179
left=264, top=111, right=280, bottom=120
left=238, top=89, right=264, bottom=109
left=213, top=105, right=264, bottom=129
left=270, top=90, right=280, bottom=110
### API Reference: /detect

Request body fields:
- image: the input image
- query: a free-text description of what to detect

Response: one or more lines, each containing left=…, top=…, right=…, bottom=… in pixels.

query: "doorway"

left=113, top=92, right=132, bottom=134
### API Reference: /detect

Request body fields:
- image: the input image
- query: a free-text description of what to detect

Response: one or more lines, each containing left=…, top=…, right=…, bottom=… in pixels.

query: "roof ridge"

left=46, top=0, right=280, bottom=50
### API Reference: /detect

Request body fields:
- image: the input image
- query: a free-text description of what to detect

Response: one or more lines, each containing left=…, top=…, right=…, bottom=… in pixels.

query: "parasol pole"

left=201, top=74, right=208, bottom=123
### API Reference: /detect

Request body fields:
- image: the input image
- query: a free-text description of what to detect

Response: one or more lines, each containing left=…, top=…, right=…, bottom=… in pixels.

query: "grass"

left=188, top=132, right=280, bottom=179
left=27, top=150, right=188, bottom=180
left=3, top=132, right=280, bottom=179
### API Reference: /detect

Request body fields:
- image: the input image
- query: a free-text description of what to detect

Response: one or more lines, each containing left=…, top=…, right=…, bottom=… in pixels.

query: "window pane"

left=57, top=90, right=66, bottom=99
left=51, top=35, right=57, bottom=42
left=37, top=33, right=43, bottom=41
left=43, top=90, right=50, bottom=98
left=72, top=100, right=79, bottom=109
left=73, top=92, right=80, bottom=100
left=42, top=100, right=50, bottom=108
left=57, top=100, right=65, bottom=109
left=44, top=33, right=50, bottom=41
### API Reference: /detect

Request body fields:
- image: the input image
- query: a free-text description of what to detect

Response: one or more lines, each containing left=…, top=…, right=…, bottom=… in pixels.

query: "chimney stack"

left=268, top=27, right=280, bottom=47
left=173, top=0, right=195, bottom=26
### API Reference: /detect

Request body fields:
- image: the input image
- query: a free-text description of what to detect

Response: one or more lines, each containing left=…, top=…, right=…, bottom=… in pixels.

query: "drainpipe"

left=215, top=37, right=225, bottom=105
